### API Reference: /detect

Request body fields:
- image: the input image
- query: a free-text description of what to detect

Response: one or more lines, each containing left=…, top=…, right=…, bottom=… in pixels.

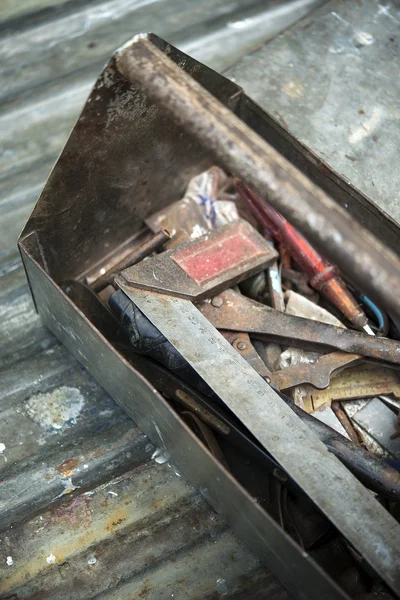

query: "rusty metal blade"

left=272, top=352, right=362, bottom=390
left=199, top=289, right=400, bottom=366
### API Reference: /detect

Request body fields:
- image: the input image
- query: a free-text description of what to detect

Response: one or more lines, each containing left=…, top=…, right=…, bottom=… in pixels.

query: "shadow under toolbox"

left=18, top=34, right=400, bottom=600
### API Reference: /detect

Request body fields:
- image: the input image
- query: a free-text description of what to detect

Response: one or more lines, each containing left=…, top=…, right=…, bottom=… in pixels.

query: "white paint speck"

left=151, top=448, right=169, bottom=465
left=354, top=31, right=374, bottom=45
left=0, top=443, right=6, bottom=462
left=83, top=464, right=89, bottom=470
left=108, top=491, right=118, bottom=497
left=25, top=387, right=85, bottom=431
left=228, top=17, right=254, bottom=29
left=56, top=477, right=78, bottom=499
left=46, top=554, right=56, bottom=565
left=88, top=557, right=97, bottom=565
left=6, top=556, right=13, bottom=566
left=331, top=11, right=350, bottom=26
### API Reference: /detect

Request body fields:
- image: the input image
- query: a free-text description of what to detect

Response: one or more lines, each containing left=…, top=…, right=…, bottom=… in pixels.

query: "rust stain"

left=104, top=509, right=127, bottom=532
left=51, top=496, right=92, bottom=529
left=55, top=458, right=80, bottom=477
left=138, top=581, right=153, bottom=598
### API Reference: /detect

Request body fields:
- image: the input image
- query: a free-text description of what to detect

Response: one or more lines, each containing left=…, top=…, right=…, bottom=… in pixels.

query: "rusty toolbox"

left=18, top=34, right=400, bottom=599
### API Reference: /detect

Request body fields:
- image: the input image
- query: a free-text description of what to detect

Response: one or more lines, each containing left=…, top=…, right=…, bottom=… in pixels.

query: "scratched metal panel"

left=0, top=0, right=325, bottom=598
left=0, top=251, right=290, bottom=599
left=225, top=0, right=400, bottom=226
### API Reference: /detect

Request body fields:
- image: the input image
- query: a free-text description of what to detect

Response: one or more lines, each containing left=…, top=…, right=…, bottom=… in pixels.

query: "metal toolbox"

left=18, top=34, right=400, bottom=600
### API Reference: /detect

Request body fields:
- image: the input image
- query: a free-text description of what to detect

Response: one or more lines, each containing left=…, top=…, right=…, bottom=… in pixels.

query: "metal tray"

left=18, top=34, right=400, bottom=600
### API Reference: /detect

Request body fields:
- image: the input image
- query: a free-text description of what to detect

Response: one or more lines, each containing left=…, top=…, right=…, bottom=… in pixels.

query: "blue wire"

left=360, top=295, right=385, bottom=330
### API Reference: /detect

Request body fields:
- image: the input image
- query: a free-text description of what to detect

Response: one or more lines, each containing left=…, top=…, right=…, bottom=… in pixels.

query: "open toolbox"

left=18, top=34, right=400, bottom=600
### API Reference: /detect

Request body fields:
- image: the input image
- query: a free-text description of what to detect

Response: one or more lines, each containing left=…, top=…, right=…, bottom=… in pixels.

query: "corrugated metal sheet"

left=0, top=1, right=324, bottom=598
left=226, top=0, right=400, bottom=225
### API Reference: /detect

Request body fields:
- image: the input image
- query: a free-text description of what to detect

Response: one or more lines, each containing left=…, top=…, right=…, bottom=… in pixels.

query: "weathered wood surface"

left=0, top=0, right=324, bottom=596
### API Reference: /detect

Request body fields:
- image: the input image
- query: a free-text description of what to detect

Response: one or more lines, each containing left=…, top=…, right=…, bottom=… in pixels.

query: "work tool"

left=331, top=402, right=360, bottom=445
left=271, top=352, right=362, bottom=391
left=199, top=289, right=400, bottom=366
left=120, top=220, right=278, bottom=301
left=220, top=326, right=363, bottom=393
left=235, top=180, right=373, bottom=333
left=115, top=284, right=400, bottom=593
left=116, top=35, right=400, bottom=322
left=220, top=331, right=275, bottom=383
left=218, top=328, right=400, bottom=499
left=266, top=259, right=285, bottom=311
left=302, top=366, right=400, bottom=413
left=107, top=284, right=400, bottom=500
left=89, top=229, right=172, bottom=291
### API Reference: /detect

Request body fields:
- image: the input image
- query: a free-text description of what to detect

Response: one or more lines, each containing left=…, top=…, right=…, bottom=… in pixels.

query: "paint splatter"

left=354, top=31, right=374, bottom=45
left=151, top=448, right=169, bottom=465
left=6, top=556, right=13, bottom=566
left=0, top=443, right=6, bottom=462
left=56, top=477, right=78, bottom=499
left=46, top=554, right=56, bottom=564
left=25, top=387, right=84, bottom=431
left=283, top=80, right=304, bottom=99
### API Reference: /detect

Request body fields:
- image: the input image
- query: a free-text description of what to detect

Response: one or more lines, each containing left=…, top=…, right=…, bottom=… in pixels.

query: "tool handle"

left=235, top=180, right=368, bottom=329
left=235, top=179, right=331, bottom=280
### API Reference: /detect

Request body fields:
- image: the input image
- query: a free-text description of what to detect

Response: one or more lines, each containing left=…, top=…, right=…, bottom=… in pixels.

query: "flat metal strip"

left=118, top=284, right=400, bottom=596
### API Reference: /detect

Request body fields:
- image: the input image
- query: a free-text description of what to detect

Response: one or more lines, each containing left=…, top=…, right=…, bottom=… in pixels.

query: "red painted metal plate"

left=172, top=222, right=266, bottom=285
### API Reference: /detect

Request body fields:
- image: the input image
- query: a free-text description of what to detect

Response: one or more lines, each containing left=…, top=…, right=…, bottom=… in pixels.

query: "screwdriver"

left=234, top=179, right=374, bottom=335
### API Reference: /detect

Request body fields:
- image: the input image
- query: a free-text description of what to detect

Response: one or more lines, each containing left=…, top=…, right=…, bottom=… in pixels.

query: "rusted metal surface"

left=119, top=285, right=400, bottom=593
left=235, top=179, right=371, bottom=332
left=303, top=366, right=400, bottom=412
left=272, top=352, right=363, bottom=391
left=199, top=289, right=400, bottom=365
left=221, top=331, right=274, bottom=382
left=174, top=389, right=230, bottom=435
left=13, top=17, right=400, bottom=598
left=23, top=253, right=344, bottom=600
left=284, top=396, right=400, bottom=503
left=331, top=402, right=360, bottom=445
left=116, top=34, right=400, bottom=322
left=121, top=220, right=278, bottom=301
left=91, top=229, right=172, bottom=291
